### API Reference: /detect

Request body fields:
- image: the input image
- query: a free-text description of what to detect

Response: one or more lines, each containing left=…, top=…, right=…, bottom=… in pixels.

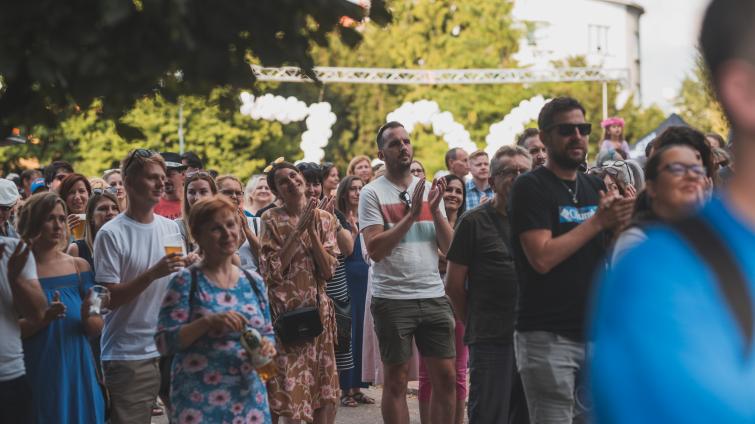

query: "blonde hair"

left=347, top=155, right=372, bottom=182
left=17, top=192, right=69, bottom=251
left=89, top=177, right=108, bottom=191
left=120, top=149, right=166, bottom=181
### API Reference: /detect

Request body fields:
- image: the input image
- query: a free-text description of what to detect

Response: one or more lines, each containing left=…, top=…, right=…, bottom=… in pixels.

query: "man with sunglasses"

left=359, top=121, right=456, bottom=424
left=0, top=179, right=19, bottom=239
left=154, top=152, right=187, bottom=220
left=509, top=97, right=634, bottom=423
left=591, top=1, right=755, bottom=422
left=93, top=149, right=186, bottom=424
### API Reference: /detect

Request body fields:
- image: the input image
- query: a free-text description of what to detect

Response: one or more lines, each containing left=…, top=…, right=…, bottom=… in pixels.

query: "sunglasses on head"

left=92, top=187, right=118, bottom=196
left=185, top=170, right=212, bottom=179
left=123, top=148, right=157, bottom=176
left=546, top=123, right=592, bottom=137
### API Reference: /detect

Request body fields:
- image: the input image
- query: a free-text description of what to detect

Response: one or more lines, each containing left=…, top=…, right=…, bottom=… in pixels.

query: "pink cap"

left=601, top=117, right=625, bottom=128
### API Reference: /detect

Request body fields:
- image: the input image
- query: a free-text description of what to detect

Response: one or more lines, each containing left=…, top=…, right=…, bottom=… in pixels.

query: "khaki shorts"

left=371, top=296, right=456, bottom=365
left=103, top=358, right=161, bottom=424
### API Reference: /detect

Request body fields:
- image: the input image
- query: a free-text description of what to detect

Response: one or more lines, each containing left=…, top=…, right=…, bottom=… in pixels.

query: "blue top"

left=590, top=195, right=755, bottom=423
left=23, top=271, right=104, bottom=424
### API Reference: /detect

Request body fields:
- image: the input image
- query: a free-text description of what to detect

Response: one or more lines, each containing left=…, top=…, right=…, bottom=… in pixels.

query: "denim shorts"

left=371, top=296, right=456, bottom=365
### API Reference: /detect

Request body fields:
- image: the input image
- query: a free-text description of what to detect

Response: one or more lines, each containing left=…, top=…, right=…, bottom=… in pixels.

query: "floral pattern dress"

left=155, top=267, right=274, bottom=424
left=260, top=207, right=340, bottom=422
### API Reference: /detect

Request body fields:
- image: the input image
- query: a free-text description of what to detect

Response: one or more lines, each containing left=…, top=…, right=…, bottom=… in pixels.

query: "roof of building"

left=597, top=0, right=645, bottom=15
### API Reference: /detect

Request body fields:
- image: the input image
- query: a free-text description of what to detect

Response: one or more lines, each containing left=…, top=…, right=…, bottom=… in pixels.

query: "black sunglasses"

left=546, top=123, right=592, bottom=137
left=123, top=149, right=157, bottom=176
left=398, top=191, right=412, bottom=209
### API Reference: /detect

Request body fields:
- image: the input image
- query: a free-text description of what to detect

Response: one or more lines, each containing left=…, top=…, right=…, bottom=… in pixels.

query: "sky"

left=636, top=0, right=710, bottom=111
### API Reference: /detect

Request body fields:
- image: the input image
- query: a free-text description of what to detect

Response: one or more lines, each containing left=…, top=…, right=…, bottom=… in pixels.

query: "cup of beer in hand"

left=71, top=214, right=86, bottom=240
left=163, top=233, right=186, bottom=257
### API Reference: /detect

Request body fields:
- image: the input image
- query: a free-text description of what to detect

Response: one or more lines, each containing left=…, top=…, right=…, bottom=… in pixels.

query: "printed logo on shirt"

left=559, top=206, right=598, bottom=223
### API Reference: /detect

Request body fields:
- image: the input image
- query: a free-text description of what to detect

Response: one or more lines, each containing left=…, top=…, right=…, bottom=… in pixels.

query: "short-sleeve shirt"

left=447, top=203, right=518, bottom=345
left=510, top=166, right=606, bottom=341
left=358, top=175, right=445, bottom=300
left=93, top=213, right=181, bottom=361
left=0, top=237, right=38, bottom=381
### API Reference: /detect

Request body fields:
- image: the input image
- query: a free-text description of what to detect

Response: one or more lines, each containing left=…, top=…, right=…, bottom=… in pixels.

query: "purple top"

left=600, top=139, right=631, bottom=157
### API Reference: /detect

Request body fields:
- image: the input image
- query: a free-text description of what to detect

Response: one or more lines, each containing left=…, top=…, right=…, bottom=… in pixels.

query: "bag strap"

left=239, top=268, right=268, bottom=312
left=671, top=216, right=753, bottom=354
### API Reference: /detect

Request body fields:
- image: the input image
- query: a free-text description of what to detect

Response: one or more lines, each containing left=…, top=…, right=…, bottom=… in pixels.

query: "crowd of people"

left=1, top=1, right=754, bottom=423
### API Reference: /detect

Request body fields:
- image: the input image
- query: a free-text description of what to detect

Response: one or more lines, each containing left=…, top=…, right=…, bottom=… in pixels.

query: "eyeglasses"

left=92, top=187, right=118, bottom=196
left=495, top=167, right=529, bottom=178
left=546, top=123, right=592, bottom=137
left=398, top=191, right=412, bottom=209
left=123, top=148, right=157, bottom=176
left=661, top=163, right=706, bottom=178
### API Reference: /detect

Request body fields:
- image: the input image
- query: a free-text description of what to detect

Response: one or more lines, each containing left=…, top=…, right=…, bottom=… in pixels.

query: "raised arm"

left=361, top=181, right=424, bottom=262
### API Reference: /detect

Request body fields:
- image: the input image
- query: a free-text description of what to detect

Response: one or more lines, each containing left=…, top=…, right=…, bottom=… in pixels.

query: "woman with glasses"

left=259, top=161, right=339, bottom=424
left=410, top=160, right=426, bottom=181
left=177, top=172, right=218, bottom=254
left=217, top=174, right=260, bottom=258
left=17, top=193, right=105, bottom=423
left=611, top=144, right=708, bottom=266
left=321, top=163, right=340, bottom=198
left=57, top=173, right=92, bottom=241
left=103, top=169, right=127, bottom=211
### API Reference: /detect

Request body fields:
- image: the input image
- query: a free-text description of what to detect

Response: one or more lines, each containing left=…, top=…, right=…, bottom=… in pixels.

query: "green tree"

left=0, top=0, right=391, bottom=131
left=675, top=54, right=729, bottom=136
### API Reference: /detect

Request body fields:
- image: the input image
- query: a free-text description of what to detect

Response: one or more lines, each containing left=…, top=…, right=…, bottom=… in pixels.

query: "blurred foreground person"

left=0, top=236, right=47, bottom=424
left=156, top=197, right=274, bottom=424
left=591, top=1, right=755, bottom=422
left=18, top=193, right=105, bottom=423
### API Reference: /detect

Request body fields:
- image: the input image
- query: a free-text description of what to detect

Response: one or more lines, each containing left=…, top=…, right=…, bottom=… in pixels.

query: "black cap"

left=160, top=152, right=188, bottom=170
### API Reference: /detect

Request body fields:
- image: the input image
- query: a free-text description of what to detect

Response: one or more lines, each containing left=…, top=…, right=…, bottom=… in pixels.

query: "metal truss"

left=250, top=65, right=629, bottom=85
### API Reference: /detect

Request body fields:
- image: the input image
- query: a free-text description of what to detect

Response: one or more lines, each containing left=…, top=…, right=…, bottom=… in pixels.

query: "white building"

left=512, top=0, right=644, bottom=101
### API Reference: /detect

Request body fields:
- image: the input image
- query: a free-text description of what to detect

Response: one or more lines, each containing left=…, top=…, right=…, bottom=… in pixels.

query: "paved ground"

left=152, top=385, right=432, bottom=423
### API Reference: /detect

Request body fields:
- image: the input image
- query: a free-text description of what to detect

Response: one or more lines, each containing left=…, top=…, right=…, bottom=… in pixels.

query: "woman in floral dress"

left=156, top=196, right=275, bottom=424
left=260, top=161, right=339, bottom=424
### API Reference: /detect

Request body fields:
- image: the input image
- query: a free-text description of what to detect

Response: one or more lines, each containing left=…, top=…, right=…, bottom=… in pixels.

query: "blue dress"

left=22, top=271, right=105, bottom=424
left=156, top=267, right=274, bottom=424
left=341, top=234, right=370, bottom=390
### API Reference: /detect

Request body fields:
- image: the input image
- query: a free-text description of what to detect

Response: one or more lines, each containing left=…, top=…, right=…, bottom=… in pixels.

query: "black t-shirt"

left=447, top=202, right=518, bottom=345
left=510, top=166, right=606, bottom=341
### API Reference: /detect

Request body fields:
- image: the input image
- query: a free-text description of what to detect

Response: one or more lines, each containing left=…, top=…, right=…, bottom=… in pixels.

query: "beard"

left=549, top=143, right=585, bottom=170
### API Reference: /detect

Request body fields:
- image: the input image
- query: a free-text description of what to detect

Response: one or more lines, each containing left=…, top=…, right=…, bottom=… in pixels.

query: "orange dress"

left=259, top=207, right=339, bottom=421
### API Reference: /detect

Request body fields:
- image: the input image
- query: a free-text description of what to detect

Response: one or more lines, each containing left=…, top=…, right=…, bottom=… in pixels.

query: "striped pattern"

left=327, top=254, right=354, bottom=371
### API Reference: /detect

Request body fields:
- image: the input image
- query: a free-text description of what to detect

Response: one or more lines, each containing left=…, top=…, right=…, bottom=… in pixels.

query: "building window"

left=588, top=24, right=609, bottom=55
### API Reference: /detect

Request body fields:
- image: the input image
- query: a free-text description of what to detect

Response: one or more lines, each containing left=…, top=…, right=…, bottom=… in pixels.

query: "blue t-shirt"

left=590, top=195, right=755, bottom=423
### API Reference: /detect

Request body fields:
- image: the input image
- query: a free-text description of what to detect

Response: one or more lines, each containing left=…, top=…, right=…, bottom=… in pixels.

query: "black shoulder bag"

left=671, top=216, right=753, bottom=354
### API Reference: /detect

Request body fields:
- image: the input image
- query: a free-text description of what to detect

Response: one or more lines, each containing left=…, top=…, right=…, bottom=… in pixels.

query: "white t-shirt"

left=94, top=213, right=181, bottom=361
left=0, top=237, right=38, bottom=381
left=358, top=175, right=445, bottom=300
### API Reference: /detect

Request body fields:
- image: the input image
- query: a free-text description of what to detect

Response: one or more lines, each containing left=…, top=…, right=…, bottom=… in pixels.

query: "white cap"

left=0, top=179, right=19, bottom=206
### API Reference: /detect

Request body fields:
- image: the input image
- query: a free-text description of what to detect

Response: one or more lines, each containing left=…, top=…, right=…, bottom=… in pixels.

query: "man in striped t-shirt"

left=359, top=121, right=456, bottom=424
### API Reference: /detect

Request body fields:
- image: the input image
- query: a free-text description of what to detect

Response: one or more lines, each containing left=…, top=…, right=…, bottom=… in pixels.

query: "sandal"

left=352, top=392, right=375, bottom=404
left=340, top=394, right=358, bottom=407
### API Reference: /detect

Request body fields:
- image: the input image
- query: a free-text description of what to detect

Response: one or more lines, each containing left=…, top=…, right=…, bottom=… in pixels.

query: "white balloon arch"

left=239, top=92, right=336, bottom=163
left=484, top=95, right=549, bottom=156
left=385, top=100, right=477, bottom=154
left=239, top=92, right=548, bottom=162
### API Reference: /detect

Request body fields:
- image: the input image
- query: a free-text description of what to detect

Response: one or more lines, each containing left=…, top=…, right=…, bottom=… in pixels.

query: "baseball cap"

left=30, top=177, right=47, bottom=194
left=0, top=178, right=20, bottom=206
left=160, top=152, right=188, bottom=171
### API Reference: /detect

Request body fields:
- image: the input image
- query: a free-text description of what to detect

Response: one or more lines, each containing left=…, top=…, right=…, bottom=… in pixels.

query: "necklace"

left=560, top=177, right=579, bottom=205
